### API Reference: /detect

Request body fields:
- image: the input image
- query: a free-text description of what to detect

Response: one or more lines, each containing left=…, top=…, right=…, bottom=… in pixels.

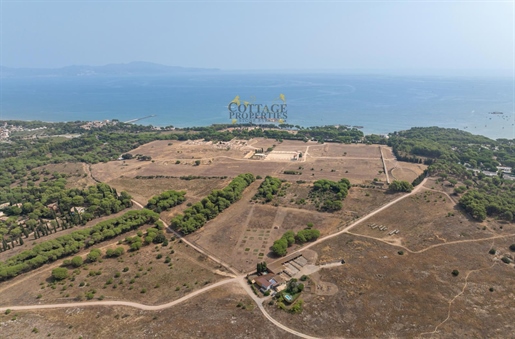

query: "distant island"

left=0, top=61, right=220, bottom=78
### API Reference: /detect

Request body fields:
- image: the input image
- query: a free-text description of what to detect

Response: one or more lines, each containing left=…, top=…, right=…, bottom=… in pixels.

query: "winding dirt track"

left=2, top=176, right=509, bottom=338
left=0, top=178, right=427, bottom=339
left=0, top=278, right=235, bottom=313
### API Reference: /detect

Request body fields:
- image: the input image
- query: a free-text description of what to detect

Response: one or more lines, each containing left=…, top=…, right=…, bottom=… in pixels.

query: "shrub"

left=501, top=256, right=512, bottom=264
left=289, top=299, right=304, bottom=314
left=489, top=248, right=496, bottom=255
left=52, top=267, right=69, bottom=281
left=451, top=270, right=459, bottom=277
left=87, top=249, right=102, bottom=262
left=509, top=244, right=515, bottom=252
left=115, top=247, right=125, bottom=256
left=71, top=256, right=83, bottom=268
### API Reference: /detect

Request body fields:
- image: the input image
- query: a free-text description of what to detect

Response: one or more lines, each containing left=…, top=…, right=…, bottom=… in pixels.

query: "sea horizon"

left=0, top=72, right=513, bottom=140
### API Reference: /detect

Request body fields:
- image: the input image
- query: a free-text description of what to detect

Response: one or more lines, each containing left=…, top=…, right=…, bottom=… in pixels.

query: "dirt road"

left=0, top=278, right=235, bottom=313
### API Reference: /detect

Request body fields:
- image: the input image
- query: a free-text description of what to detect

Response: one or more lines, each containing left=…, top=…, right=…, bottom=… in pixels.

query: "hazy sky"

left=1, top=1, right=513, bottom=74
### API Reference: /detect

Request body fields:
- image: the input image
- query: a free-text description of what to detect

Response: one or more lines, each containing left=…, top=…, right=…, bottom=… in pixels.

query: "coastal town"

left=0, top=122, right=47, bottom=141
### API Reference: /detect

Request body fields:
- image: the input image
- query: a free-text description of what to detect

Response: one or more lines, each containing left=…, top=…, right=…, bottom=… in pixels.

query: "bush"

left=106, top=247, right=125, bottom=258
left=489, top=248, right=496, bottom=255
left=451, top=270, right=459, bottom=277
left=87, top=249, right=102, bottom=262
left=289, top=299, right=303, bottom=314
left=509, top=244, right=515, bottom=252
left=52, top=267, right=69, bottom=281
left=71, top=256, right=83, bottom=268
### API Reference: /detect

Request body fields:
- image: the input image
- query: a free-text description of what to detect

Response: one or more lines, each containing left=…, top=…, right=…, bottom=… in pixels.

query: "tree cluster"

left=459, top=188, right=515, bottom=221
left=253, top=176, right=282, bottom=202
left=146, top=190, right=186, bottom=213
left=388, top=180, right=414, bottom=193
left=0, top=209, right=159, bottom=281
left=0, top=182, right=133, bottom=250
left=309, top=178, right=351, bottom=212
left=271, top=229, right=320, bottom=257
left=171, top=173, right=255, bottom=234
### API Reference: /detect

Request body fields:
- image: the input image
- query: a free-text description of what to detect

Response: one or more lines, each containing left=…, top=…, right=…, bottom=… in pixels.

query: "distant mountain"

left=0, top=62, right=220, bottom=78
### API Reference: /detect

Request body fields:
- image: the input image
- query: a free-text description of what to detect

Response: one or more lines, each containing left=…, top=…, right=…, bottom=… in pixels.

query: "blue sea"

left=0, top=72, right=513, bottom=140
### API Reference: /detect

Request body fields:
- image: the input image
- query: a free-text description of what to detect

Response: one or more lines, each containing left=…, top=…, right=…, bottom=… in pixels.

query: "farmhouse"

left=255, top=274, right=277, bottom=292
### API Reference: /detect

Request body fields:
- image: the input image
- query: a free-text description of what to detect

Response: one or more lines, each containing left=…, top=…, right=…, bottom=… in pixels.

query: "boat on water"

left=489, top=111, right=504, bottom=115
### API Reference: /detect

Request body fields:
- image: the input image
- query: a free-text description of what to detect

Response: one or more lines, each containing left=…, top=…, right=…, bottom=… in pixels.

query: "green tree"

left=388, top=180, right=414, bottom=193
left=271, top=238, right=288, bottom=256
left=52, top=267, right=68, bottom=280
left=71, top=256, right=83, bottom=268
left=87, top=248, right=102, bottom=262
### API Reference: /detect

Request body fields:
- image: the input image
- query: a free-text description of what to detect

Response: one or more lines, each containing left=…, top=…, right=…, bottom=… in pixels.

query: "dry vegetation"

left=186, top=178, right=400, bottom=273
left=265, top=232, right=515, bottom=338
left=90, top=138, right=425, bottom=185
left=0, top=236, right=225, bottom=307
left=4, top=138, right=457, bottom=338
left=350, top=188, right=514, bottom=251
left=0, top=207, right=139, bottom=263
left=0, top=283, right=296, bottom=339
left=105, top=177, right=230, bottom=213
left=307, top=143, right=381, bottom=158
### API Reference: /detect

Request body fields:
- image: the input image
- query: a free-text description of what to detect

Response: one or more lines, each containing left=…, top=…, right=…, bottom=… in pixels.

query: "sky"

left=0, top=1, right=513, bottom=74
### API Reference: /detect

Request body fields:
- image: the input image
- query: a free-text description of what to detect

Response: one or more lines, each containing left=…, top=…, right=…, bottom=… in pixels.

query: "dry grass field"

left=307, top=143, right=381, bottom=158
left=128, top=139, right=252, bottom=160
left=185, top=178, right=402, bottom=273
left=0, top=236, right=226, bottom=307
left=278, top=158, right=387, bottom=183
left=388, top=161, right=426, bottom=183
left=265, top=232, right=515, bottom=338
left=105, top=177, right=230, bottom=209
left=5, top=138, right=465, bottom=338
left=90, top=138, right=425, bottom=185
left=0, top=282, right=295, bottom=339
left=349, top=188, right=513, bottom=252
